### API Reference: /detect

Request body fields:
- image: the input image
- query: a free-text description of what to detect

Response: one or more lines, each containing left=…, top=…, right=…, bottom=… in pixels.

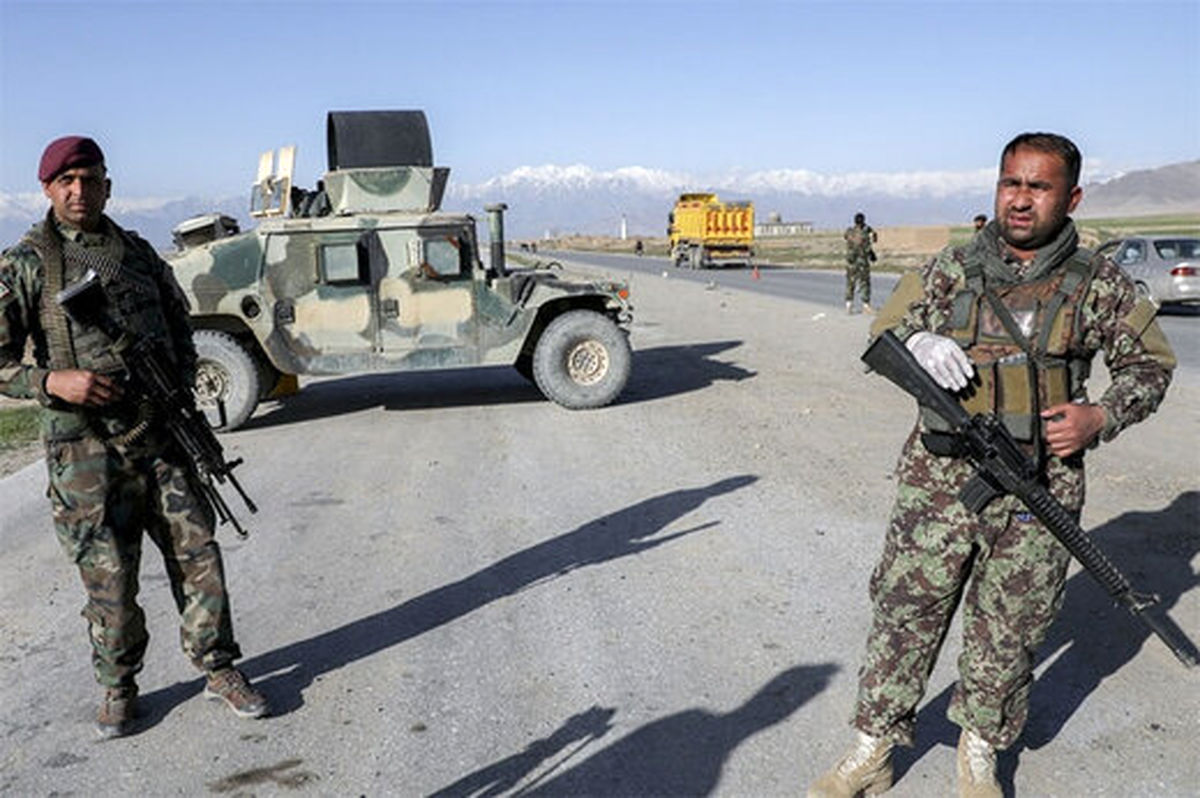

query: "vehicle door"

left=374, top=227, right=478, bottom=365
left=263, top=228, right=377, bottom=373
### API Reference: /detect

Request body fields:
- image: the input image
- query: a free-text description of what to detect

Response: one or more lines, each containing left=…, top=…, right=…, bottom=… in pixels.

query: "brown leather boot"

left=96, top=685, right=138, bottom=739
left=957, top=728, right=1002, bottom=798
left=807, top=730, right=894, bottom=797
left=204, top=667, right=269, bottom=719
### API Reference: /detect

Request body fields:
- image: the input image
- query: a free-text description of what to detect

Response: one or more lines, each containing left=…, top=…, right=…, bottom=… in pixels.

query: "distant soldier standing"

left=843, top=212, right=877, bottom=314
left=0, top=136, right=269, bottom=738
left=808, top=133, right=1175, bottom=797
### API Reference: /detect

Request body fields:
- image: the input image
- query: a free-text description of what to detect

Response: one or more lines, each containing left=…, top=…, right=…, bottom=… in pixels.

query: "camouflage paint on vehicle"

left=166, top=111, right=632, bottom=428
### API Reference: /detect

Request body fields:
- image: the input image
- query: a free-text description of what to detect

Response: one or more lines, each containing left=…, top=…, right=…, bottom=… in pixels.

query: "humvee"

left=167, top=111, right=633, bottom=431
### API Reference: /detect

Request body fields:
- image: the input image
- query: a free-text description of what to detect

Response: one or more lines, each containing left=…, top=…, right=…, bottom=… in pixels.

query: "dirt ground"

left=0, top=395, right=40, bottom=480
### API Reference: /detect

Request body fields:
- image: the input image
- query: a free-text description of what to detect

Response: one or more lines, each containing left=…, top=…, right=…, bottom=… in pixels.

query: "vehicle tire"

left=193, top=330, right=261, bottom=431
left=689, top=246, right=703, bottom=270
left=531, top=310, right=631, bottom=410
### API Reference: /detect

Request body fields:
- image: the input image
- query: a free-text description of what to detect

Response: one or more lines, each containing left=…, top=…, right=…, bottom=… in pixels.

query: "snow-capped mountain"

left=2, top=161, right=1194, bottom=250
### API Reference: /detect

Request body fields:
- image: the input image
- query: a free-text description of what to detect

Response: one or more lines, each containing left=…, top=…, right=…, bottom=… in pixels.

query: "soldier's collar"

left=53, top=215, right=115, bottom=247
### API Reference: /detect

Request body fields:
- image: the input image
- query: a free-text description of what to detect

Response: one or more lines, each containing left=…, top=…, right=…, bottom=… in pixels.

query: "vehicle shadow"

left=137, top=475, right=759, bottom=725
left=620, top=340, right=754, bottom=403
left=240, top=341, right=754, bottom=431
left=1157, top=304, right=1200, bottom=317
left=891, top=491, right=1199, bottom=794
left=429, top=662, right=839, bottom=797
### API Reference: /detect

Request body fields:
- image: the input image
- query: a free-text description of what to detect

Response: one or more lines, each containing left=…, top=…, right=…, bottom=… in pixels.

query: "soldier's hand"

left=1041, top=402, right=1106, bottom=458
left=905, top=331, right=975, bottom=391
left=45, top=369, right=124, bottom=407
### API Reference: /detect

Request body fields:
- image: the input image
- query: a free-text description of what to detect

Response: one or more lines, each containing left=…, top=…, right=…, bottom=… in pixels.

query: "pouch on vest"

left=922, top=358, right=1069, bottom=442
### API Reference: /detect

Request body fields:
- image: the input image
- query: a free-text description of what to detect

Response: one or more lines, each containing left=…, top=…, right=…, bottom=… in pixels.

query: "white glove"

left=906, top=332, right=975, bottom=391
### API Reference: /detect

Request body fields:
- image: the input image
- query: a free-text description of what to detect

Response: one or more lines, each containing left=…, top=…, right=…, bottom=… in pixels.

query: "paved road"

left=1, top=257, right=1195, bottom=796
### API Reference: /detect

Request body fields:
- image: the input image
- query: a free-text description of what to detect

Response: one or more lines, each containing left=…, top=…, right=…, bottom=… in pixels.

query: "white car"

left=1098, top=235, right=1200, bottom=307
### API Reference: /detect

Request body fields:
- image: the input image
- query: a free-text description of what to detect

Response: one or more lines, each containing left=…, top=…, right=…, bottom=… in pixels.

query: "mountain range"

left=1, top=160, right=1195, bottom=250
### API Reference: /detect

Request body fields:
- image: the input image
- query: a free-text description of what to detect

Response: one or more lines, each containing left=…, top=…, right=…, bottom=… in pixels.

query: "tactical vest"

left=922, top=250, right=1098, bottom=448
left=845, top=226, right=872, bottom=261
left=23, top=216, right=178, bottom=441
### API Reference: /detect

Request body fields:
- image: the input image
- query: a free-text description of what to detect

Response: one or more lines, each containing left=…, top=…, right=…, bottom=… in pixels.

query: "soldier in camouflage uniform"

left=0, top=137, right=269, bottom=738
left=843, top=212, right=877, bottom=314
left=809, top=133, right=1174, bottom=798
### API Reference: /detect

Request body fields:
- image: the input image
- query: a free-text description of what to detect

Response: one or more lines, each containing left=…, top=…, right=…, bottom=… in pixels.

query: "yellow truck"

left=667, top=193, right=755, bottom=269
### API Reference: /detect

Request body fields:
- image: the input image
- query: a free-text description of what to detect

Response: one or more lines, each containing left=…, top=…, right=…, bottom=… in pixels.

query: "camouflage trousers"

left=45, top=433, right=242, bottom=688
left=852, top=429, right=1083, bottom=749
left=845, top=258, right=872, bottom=304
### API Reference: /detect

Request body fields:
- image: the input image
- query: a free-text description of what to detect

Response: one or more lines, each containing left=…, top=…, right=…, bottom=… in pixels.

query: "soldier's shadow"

left=428, top=662, right=839, bottom=797
left=892, top=491, right=1199, bottom=792
left=242, top=340, right=754, bottom=430
left=137, top=475, right=759, bottom=726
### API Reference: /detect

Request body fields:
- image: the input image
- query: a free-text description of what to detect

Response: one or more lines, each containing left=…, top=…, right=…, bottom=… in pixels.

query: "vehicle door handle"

left=381, top=298, right=399, bottom=318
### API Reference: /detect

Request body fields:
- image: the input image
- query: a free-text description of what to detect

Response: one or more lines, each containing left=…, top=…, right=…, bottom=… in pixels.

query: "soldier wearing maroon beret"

left=0, top=136, right=270, bottom=737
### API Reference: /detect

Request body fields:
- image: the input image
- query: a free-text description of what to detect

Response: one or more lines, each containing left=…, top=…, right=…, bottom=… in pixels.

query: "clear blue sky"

left=1, top=0, right=1196, bottom=199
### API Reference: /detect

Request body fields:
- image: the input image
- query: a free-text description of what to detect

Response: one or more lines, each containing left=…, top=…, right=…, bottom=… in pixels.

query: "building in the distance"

left=755, top=211, right=813, bottom=237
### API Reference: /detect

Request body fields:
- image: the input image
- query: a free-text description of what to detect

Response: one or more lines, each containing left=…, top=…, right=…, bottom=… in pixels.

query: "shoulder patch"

left=1122, top=298, right=1160, bottom=336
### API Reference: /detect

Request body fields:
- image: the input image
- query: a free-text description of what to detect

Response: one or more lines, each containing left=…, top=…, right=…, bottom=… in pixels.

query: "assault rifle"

left=863, top=330, right=1196, bottom=668
left=57, top=269, right=257, bottom=538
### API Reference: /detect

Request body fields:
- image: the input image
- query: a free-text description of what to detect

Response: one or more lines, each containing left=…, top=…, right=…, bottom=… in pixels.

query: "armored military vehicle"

left=167, top=111, right=633, bottom=430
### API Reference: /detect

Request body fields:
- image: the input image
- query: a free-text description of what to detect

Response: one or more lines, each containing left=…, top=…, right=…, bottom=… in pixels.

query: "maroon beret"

left=38, top=136, right=105, bottom=183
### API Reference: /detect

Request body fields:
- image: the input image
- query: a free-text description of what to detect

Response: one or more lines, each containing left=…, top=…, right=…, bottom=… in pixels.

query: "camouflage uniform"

left=0, top=214, right=243, bottom=688
left=857, top=219, right=1174, bottom=749
left=844, top=222, right=876, bottom=305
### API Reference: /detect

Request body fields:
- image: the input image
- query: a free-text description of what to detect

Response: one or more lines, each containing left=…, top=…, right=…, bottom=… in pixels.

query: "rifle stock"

left=863, top=330, right=1196, bottom=668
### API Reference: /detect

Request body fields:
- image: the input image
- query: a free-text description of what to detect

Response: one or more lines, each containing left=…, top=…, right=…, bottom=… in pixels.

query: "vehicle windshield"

left=1154, top=239, right=1200, bottom=260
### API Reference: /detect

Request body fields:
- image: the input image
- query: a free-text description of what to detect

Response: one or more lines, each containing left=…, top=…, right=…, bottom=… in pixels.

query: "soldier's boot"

left=846, top=301, right=854, bottom=314
left=863, top=302, right=874, bottom=314
left=807, top=730, right=894, bottom=797
left=204, top=667, right=269, bottom=719
left=96, top=684, right=138, bottom=739
left=956, top=728, right=1002, bottom=798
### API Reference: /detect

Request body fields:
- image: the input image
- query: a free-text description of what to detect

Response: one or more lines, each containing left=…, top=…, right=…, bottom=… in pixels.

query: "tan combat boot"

left=807, top=730, right=894, bottom=797
left=957, top=728, right=1002, bottom=798
left=846, top=301, right=854, bottom=315
left=863, top=303, right=874, bottom=314
left=204, top=667, right=269, bottom=719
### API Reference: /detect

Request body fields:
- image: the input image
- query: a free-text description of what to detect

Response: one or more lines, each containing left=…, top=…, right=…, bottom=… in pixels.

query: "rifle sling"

left=979, top=282, right=1047, bottom=466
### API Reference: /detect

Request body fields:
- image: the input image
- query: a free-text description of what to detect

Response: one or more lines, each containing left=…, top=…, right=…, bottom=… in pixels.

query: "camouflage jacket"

left=844, top=223, right=876, bottom=263
left=875, top=220, right=1174, bottom=444
left=0, top=215, right=197, bottom=440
